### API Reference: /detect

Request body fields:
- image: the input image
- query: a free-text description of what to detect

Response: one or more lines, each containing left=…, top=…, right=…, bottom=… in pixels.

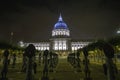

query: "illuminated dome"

left=52, top=14, right=70, bottom=37
left=54, top=14, right=68, bottom=29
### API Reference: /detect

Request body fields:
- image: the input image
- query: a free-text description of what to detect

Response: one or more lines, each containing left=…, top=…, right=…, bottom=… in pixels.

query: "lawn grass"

left=0, top=58, right=120, bottom=80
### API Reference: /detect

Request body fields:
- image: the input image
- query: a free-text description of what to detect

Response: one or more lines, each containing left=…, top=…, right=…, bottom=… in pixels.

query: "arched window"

left=63, top=30, right=65, bottom=35
left=63, top=41, right=67, bottom=50
left=52, top=31, right=55, bottom=36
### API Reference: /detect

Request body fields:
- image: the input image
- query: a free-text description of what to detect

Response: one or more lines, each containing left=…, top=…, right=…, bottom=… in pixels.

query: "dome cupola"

left=54, top=14, right=68, bottom=29
left=52, top=13, right=70, bottom=37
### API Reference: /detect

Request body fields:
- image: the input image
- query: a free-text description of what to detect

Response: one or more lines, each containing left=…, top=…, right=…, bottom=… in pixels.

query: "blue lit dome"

left=54, top=14, right=68, bottom=29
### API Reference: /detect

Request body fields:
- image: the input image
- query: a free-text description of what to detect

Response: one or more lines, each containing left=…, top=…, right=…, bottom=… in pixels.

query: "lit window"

left=75, top=47, right=77, bottom=50
left=56, top=31, right=58, bottom=35
left=37, top=47, right=39, bottom=50
left=59, top=31, right=61, bottom=35
left=47, top=47, right=49, bottom=50
left=63, top=31, right=65, bottom=35
left=72, top=47, right=74, bottom=51
left=44, top=47, right=46, bottom=50
left=35, top=47, right=38, bottom=50
left=41, top=47, right=43, bottom=50
left=54, top=41, right=58, bottom=50
left=63, top=45, right=66, bottom=50
left=61, top=31, right=63, bottom=35
left=52, top=31, right=55, bottom=36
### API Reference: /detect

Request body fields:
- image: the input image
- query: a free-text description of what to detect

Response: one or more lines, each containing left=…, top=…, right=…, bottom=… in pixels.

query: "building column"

left=50, top=39, right=54, bottom=52
left=67, top=38, right=71, bottom=53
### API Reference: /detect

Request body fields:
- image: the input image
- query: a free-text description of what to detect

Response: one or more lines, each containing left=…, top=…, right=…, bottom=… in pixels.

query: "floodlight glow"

left=117, top=30, right=120, bottom=34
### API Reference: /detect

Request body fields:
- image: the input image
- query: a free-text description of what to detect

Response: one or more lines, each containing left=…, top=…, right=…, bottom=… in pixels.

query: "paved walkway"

left=49, top=58, right=84, bottom=80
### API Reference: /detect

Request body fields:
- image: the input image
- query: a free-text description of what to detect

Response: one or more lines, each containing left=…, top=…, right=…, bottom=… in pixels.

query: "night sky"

left=0, top=0, right=120, bottom=43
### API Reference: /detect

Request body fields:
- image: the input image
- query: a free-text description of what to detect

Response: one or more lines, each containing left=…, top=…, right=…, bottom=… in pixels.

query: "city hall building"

left=19, top=14, right=90, bottom=55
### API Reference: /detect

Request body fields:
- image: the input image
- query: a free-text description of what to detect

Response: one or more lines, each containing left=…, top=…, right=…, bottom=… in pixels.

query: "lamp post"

left=10, top=32, right=13, bottom=44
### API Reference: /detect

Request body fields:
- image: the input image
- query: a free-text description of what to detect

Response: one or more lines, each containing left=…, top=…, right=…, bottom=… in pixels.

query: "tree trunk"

left=106, top=57, right=115, bottom=80
left=84, top=56, right=91, bottom=80
left=26, top=57, right=34, bottom=80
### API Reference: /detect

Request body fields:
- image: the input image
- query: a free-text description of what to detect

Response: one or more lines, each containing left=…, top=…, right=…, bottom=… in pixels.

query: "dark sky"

left=0, top=0, right=120, bottom=43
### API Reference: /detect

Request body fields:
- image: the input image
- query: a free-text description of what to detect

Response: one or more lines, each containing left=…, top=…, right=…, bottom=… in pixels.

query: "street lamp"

left=10, top=32, right=14, bottom=44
